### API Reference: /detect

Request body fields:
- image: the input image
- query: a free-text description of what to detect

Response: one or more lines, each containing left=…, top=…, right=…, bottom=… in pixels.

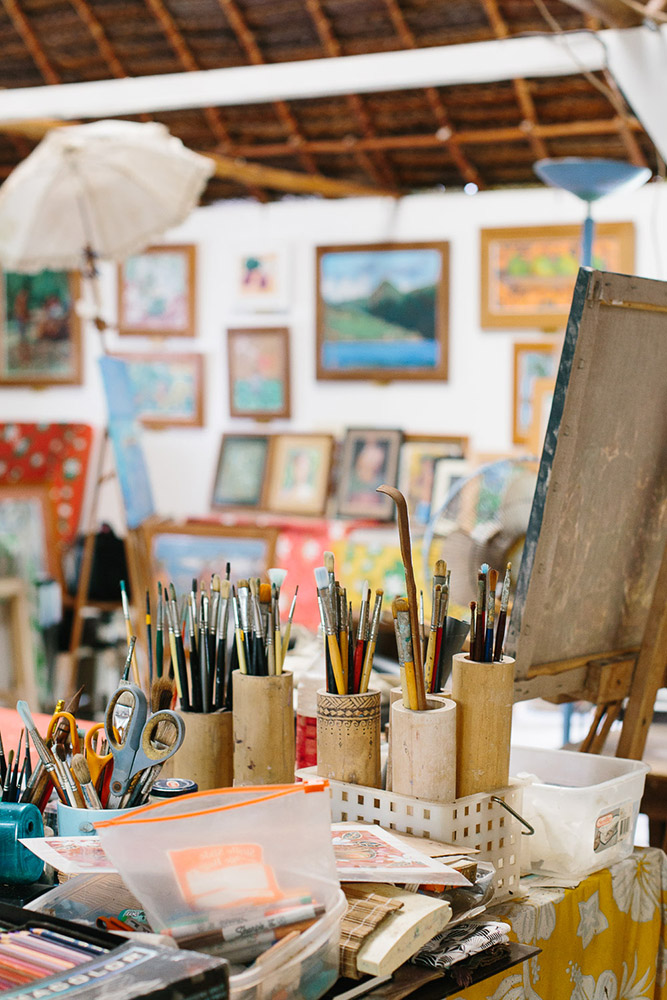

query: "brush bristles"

left=323, top=551, right=335, bottom=574
left=268, top=568, right=287, bottom=588
left=259, top=583, right=272, bottom=603
left=314, top=566, right=330, bottom=590
left=220, top=580, right=231, bottom=599
left=71, top=753, right=93, bottom=786
left=237, top=579, right=249, bottom=591
left=151, top=676, right=175, bottom=713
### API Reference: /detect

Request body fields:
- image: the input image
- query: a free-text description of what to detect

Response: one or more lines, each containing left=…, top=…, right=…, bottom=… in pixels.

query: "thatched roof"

left=0, top=0, right=659, bottom=202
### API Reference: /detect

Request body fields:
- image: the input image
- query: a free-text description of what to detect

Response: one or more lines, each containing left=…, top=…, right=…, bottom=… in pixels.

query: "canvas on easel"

left=506, top=268, right=667, bottom=761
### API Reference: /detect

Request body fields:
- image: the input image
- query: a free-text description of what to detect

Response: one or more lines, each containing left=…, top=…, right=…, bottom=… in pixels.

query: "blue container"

left=0, top=802, right=44, bottom=884
left=57, top=802, right=133, bottom=836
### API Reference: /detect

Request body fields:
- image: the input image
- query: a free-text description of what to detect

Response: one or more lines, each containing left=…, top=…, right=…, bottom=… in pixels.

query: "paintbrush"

left=433, top=579, right=450, bottom=692
left=280, top=587, right=298, bottom=672
left=187, top=600, right=203, bottom=711
left=3, top=750, right=14, bottom=800
left=152, top=675, right=176, bottom=714
left=485, top=568, right=498, bottom=662
left=232, top=586, right=248, bottom=674
left=315, top=567, right=345, bottom=694
left=353, top=581, right=370, bottom=694
left=119, top=580, right=140, bottom=686
left=0, top=728, right=6, bottom=787
left=392, top=597, right=419, bottom=710
left=424, top=584, right=440, bottom=693
left=214, top=579, right=230, bottom=708
left=16, top=701, right=68, bottom=806
left=493, top=562, right=512, bottom=661
left=156, top=582, right=164, bottom=678
left=145, top=590, right=154, bottom=687
left=376, top=485, right=426, bottom=709
left=71, top=754, right=102, bottom=809
left=209, top=574, right=220, bottom=678
left=200, top=593, right=212, bottom=711
left=359, top=589, right=383, bottom=694
left=474, top=569, right=487, bottom=662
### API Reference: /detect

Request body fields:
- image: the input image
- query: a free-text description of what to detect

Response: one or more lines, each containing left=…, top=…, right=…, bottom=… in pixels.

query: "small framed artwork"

left=0, top=270, right=82, bottom=386
left=480, top=222, right=634, bottom=330
left=227, top=327, right=290, bottom=420
left=337, top=428, right=403, bottom=520
left=527, top=376, right=557, bottom=457
left=264, top=433, right=334, bottom=517
left=211, top=433, right=272, bottom=511
left=316, top=242, right=449, bottom=381
left=118, top=244, right=196, bottom=337
left=112, top=353, right=204, bottom=428
left=232, top=247, right=290, bottom=312
left=398, top=435, right=470, bottom=530
left=513, top=342, right=559, bottom=445
left=0, top=483, right=63, bottom=584
left=142, top=520, right=278, bottom=598
left=430, top=458, right=473, bottom=521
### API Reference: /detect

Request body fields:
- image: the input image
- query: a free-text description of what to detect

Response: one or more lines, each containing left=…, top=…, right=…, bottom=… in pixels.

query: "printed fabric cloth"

left=414, top=919, right=511, bottom=970
left=439, top=846, right=667, bottom=1000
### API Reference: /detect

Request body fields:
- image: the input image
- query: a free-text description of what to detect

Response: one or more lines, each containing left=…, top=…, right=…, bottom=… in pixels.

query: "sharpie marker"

left=167, top=903, right=324, bottom=944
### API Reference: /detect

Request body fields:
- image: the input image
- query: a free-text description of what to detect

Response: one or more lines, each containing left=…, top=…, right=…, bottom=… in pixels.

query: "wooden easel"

left=64, top=429, right=149, bottom=697
left=507, top=268, right=667, bottom=763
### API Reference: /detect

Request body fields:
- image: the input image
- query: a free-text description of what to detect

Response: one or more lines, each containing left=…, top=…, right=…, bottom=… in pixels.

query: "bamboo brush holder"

left=316, top=688, right=381, bottom=789
left=391, top=696, right=457, bottom=802
left=160, top=709, right=233, bottom=790
left=233, top=671, right=295, bottom=785
left=451, top=652, right=515, bottom=798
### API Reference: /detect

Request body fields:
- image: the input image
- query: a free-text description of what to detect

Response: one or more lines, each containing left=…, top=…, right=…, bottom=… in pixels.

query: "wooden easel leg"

left=616, top=541, right=667, bottom=760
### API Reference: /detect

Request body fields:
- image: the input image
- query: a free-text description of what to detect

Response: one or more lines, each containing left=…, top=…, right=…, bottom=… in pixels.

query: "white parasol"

left=0, top=119, right=214, bottom=274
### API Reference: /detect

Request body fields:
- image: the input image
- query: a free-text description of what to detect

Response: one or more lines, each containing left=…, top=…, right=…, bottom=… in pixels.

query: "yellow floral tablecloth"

left=455, top=847, right=667, bottom=1000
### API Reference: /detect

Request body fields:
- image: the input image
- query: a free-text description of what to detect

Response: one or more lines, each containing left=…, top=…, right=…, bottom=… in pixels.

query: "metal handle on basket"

left=491, top=795, right=534, bottom=835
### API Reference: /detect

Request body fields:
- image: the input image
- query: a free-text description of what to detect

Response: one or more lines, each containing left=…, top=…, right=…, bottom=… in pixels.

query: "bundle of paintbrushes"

left=0, top=726, right=31, bottom=804
left=230, top=573, right=298, bottom=679
left=313, top=552, right=384, bottom=695
left=467, top=561, right=512, bottom=663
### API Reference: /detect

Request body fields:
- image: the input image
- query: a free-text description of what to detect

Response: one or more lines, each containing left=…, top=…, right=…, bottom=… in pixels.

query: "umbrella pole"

left=82, top=245, right=109, bottom=352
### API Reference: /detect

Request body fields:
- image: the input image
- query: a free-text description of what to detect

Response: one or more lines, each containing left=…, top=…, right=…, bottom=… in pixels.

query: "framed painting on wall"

left=0, top=270, right=82, bottom=386
left=337, top=428, right=403, bottom=520
left=142, top=521, right=277, bottom=599
left=117, top=244, right=196, bottom=337
left=0, top=483, right=62, bottom=585
left=316, top=242, right=449, bottom=381
left=398, top=435, right=470, bottom=531
left=513, top=342, right=559, bottom=446
left=264, top=433, right=334, bottom=517
left=112, top=353, right=204, bottom=428
left=480, top=222, right=634, bottom=330
left=210, top=433, right=272, bottom=511
left=232, top=248, right=290, bottom=312
left=227, top=327, right=290, bottom=420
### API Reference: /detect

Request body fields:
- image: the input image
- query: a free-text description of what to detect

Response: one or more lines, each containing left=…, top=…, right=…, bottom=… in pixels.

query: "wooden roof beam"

left=381, top=0, right=484, bottom=189
left=303, top=0, right=400, bottom=192
left=200, top=151, right=394, bottom=198
left=141, top=0, right=268, bottom=200
left=558, top=0, right=643, bottom=27
left=67, top=0, right=127, bottom=80
left=1, top=0, right=60, bottom=85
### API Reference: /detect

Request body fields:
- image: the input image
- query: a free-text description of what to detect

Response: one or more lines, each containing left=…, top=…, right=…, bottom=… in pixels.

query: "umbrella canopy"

left=0, top=120, right=214, bottom=273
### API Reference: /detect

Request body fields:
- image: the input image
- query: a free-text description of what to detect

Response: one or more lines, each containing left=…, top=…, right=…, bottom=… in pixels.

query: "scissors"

left=46, top=711, right=81, bottom=756
left=85, top=724, right=112, bottom=789
left=104, top=683, right=184, bottom=808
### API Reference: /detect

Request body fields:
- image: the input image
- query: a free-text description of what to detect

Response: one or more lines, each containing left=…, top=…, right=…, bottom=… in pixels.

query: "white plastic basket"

left=298, top=767, right=525, bottom=901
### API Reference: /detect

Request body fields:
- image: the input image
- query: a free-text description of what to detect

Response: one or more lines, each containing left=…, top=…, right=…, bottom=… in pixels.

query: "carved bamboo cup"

left=451, top=653, right=515, bottom=797
left=316, top=688, right=381, bottom=788
left=391, top=696, right=457, bottom=802
left=233, top=671, right=295, bottom=785
left=160, top=709, right=233, bottom=790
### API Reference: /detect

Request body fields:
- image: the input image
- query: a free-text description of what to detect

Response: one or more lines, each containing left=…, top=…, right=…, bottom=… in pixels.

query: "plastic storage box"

left=510, top=746, right=649, bottom=878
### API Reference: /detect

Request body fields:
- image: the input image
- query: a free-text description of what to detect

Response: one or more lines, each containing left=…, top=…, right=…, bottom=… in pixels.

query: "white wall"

left=2, top=180, right=666, bottom=532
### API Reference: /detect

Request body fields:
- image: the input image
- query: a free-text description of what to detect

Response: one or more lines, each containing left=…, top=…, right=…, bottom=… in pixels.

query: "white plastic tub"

left=510, top=746, right=649, bottom=878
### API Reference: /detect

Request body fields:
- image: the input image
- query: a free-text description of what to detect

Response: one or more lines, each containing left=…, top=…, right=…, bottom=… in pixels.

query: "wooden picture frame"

left=480, top=222, right=634, bottom=330
left=111, top=353, right=204, bottom=428
left=316, top=242, right=449, bottom=381
left=117, top=244, right=196, bottom=337
left=527, top=376, right=557, bottom=458
left=141, top=520, right=277, bottom=599
left=210, top=433, right=272, bottom=511
left=337, top=428, right=403, bottom=520
left=398, top=435, right=470, bottom=531
left=231, top=246, right=290, bottom=313
left=0, top=483, right=63, bottom=585
left=0, top=270, right=82, bottom=386
left=513, top=342, right=558, bottom=446
left=227, top=327, right=291, bottom=420
left=264, top=433, right=334, bottom=516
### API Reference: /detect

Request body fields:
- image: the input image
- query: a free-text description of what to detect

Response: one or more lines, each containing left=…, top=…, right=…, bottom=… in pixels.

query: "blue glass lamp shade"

left=533, top=158, right=651, bottom=266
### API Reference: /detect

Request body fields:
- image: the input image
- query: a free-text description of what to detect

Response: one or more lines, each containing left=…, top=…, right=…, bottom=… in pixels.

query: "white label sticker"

left=594, top=801, right=633, bottom=853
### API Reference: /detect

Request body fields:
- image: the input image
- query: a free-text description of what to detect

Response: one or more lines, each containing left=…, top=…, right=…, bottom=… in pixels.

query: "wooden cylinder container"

left=391, top=696, right=457, bottom=802
left=316, top=688, right=381, bottom=789
left=451, top=652, right=515, bottom=797
left=160, top=709, right=233, bottom=790
left=233, top=671, right=295, bottom=785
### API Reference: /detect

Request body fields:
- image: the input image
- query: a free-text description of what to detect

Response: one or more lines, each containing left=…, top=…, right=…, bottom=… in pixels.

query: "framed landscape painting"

left=316, top=242, right=449, bottom=381
left=480, top=222, right=634, bottom=329
left=227, top=327, right=290, bottom=420
left=118, top=244, right=196, bottom=337
left=113, top=353, right=204, bottom=428
left=0, top=270, right=81, bottom=386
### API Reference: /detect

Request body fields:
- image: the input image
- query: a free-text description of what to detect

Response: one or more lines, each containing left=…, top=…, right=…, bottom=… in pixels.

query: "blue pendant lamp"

left=534, top=158, right=651, bottom=266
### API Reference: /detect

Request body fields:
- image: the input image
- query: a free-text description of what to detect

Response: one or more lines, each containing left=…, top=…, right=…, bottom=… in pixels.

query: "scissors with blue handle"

left=104, top=683, right=184, bottom=808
